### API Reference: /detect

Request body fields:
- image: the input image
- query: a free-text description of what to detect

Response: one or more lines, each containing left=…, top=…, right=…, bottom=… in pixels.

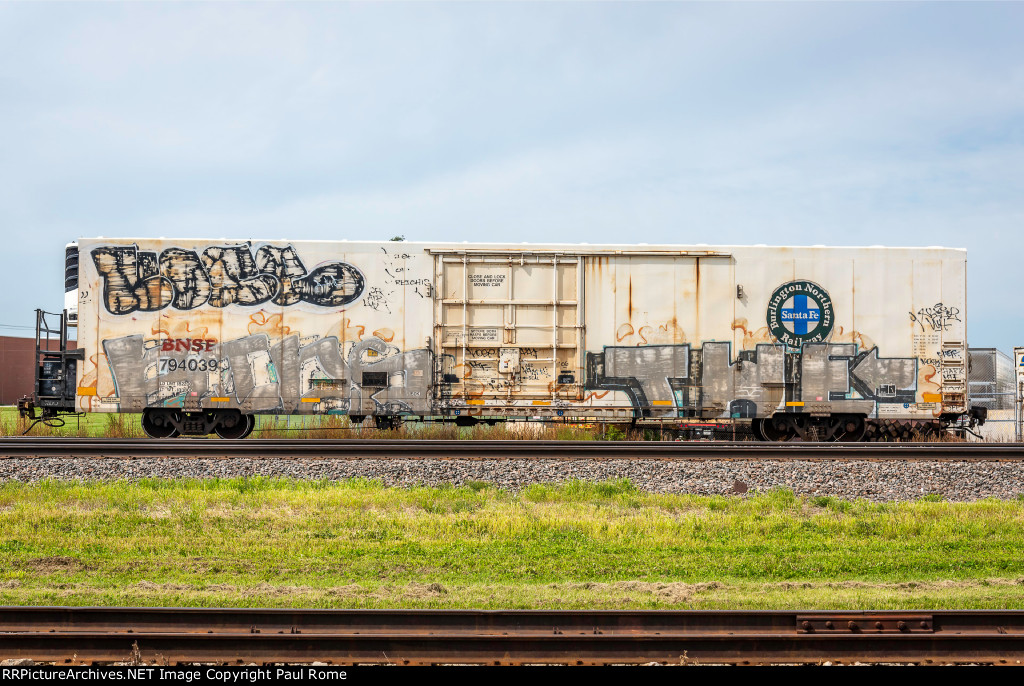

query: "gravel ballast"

left=1, top=457, right=1022, bottom=502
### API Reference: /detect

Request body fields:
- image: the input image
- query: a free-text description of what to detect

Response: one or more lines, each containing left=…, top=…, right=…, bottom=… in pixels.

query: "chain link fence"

left=968, top=348, right=1017, bottom=441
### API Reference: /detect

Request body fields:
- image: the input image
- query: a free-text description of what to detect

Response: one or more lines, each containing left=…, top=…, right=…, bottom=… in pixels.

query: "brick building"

left=0, top=336, right=78, bottom=405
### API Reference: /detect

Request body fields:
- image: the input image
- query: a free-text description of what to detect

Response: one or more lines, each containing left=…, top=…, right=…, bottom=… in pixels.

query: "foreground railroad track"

left=0, top=438, right=1021, bottom=460
left=2, top=607, right=1024, bottom=665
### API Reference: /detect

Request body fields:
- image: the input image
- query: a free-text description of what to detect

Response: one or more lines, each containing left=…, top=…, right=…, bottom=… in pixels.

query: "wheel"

left=238, top=414, right=255, bottom=439
left=761, top=416, right=797, bottom=442
left=751, top=418, right=768, bottom=442
left=215, top=413, right=254, bottom=440
left=141, top=411, right=180, bottom=439
left=833, top=416, right=866, bottom=442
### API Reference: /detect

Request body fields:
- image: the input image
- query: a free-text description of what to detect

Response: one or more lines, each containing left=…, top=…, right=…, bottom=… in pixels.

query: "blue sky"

left=1, top=2, right=1021, bottom=350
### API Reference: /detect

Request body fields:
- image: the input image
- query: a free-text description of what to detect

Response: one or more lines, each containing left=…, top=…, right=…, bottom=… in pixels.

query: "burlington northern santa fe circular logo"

left=766, top=280, right=834, bottom=348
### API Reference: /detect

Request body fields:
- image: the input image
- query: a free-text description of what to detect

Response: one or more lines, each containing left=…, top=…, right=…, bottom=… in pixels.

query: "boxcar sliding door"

left=432, top=251, right=584, bottom=407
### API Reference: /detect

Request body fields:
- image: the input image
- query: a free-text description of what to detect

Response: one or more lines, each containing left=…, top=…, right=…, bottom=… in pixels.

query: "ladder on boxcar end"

left=18, top=309, right=84, bottom=429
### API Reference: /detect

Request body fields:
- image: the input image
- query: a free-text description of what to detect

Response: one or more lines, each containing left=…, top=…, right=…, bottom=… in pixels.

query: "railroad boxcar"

left=23, top=238, right=978, bottom=440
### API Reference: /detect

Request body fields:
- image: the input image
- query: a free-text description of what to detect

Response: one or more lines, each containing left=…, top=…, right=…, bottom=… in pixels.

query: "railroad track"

left=0, top=437, right=1021, bottom=460
left=1, top=607, right=1023, bottom=665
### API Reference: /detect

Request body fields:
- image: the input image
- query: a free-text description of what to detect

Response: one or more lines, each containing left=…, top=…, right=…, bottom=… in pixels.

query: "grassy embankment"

left=2, top=478, right=1023, bottom=609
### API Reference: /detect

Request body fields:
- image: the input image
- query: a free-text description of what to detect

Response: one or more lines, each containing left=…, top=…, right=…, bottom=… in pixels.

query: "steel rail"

left=0, top=437, right=1022, bottom=460
left=2, top=608, right=1024, bottom=665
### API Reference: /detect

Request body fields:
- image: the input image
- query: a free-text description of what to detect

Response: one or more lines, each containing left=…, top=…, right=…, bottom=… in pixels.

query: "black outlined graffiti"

left=159, top=248, right=211, bottom=310
left=91, top=244, right=365, bottom=315
left=90, top=246, right=171, bottom=314
left=201, top=246, right=278, bottom=308
left=847, top=347, right=917, bottom=403
left=909, top=303, right=962, bottom=332
left=586, top=342, right=918, bottom=417
left=585, top=345, right=690, bottom=410
left=102, top=333, right=432, bottom=415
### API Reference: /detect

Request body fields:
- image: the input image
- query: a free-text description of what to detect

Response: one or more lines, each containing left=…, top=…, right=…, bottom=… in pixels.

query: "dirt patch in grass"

left=136, top=580, right=191, bottom=592
left=119, top=559, right=261, bottom=575
left=181, top=560, right=261, bottom=574
left=196, top=581, right=370, bottom=598
left=839, top=579, right=1013, bottom=590
left=404, top=582, right=449, bottom=598
left=761, top=578, right=1024, bottom=592
left=18, top=557, right=93, bottom=574
left=549, top=581, right=723, bottom=603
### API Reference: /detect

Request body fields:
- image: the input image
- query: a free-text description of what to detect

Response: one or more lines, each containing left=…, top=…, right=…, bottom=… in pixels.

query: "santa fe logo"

left=766, top=280, right=835, bottom=348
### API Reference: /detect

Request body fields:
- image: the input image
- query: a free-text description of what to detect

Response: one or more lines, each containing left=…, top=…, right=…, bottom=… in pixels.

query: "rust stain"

left=152, top=318, right=213, bottom=341
left=94, top=352, right=116, bottom=408
left=79, top=351, right=104, bottom=413
left=618, top=318, right=685, bottom=346
left=325, top=311, right=366, bottom=343
left=731, top=318, right=772, bottom=348
left=247, top=312, right=290, bottom=337
left=372, top=327, right=395, bottom=342
left=79, top=352, right=101, bottom=388
left=826, top=326, right=876, bottom=351
left=920, top=365, right=941, bottom=418
left=694, top=260, right=701, bottom=339
left=627, top=277, right=633, bottom=321
left=461, top=379, right=485, bottom=399
left=647, top=318, right=686, bottom=344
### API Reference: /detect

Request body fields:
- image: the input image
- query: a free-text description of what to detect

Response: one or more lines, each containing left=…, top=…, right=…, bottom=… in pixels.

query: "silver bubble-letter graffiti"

left=92, top=244, right=365, bottom=314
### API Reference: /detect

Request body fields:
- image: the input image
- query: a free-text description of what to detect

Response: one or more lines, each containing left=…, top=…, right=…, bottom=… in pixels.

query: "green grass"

left=2, top=479, right=1023, bottom=609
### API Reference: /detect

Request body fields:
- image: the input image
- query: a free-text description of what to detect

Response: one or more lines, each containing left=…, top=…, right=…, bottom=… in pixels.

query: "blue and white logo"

left=781, top=294, right=821, bottom=336
left=767, top=280, right=834, bottom=348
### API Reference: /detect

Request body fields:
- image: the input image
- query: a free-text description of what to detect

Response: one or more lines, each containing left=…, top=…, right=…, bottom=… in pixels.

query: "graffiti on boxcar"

left=101, top=333, right=431, bottom=415
left=379, top=245, right=433, bottom=299
left=584, top=344, right=690, bottom=409
left=585, top=342, right=918, bottom=417
left=91, top=244, right=365, bottom=315
left=362, top=286, right=393, bottom=313
left=909, top=303, right=961, bottom=333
